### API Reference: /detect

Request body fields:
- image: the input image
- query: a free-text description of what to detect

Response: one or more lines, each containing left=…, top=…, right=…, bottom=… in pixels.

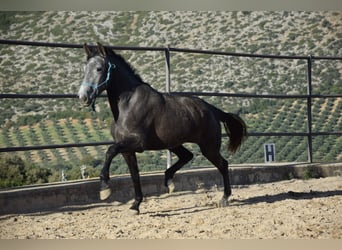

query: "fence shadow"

left=230, top=189, right=342, bottom=206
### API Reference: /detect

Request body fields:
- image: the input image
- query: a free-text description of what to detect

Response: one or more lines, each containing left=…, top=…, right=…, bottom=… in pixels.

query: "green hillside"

left=0, top=11, right=341, bottom=185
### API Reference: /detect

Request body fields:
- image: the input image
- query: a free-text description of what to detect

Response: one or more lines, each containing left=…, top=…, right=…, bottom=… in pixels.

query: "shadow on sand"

left=229, top=189, right=342, bottom=207
left=2, top=189, right=341, bottom=218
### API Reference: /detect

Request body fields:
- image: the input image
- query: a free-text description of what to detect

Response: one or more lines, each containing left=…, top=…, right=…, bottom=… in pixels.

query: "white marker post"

left=61, top=170, right=66, bottom=182
left=80, top=165, right=86, bottom=179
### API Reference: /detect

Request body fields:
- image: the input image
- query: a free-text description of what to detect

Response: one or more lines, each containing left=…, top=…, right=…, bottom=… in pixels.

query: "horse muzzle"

left=78, top=84, right=97, bottom=107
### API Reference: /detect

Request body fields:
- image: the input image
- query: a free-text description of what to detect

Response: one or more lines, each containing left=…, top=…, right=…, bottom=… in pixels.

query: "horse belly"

left=153, top=113, right=205, bottom=148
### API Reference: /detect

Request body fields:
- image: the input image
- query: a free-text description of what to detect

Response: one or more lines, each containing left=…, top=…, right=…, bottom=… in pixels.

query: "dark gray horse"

left=78, top=43, right=247, bottom=214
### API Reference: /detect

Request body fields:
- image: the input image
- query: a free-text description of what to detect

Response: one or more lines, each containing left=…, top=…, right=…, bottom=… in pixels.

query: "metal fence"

left=0, top=39, right=341, bottom=165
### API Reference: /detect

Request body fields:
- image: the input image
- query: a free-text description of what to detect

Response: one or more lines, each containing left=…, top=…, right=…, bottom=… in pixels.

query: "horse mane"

left=106, top=48, right=147, bottom=85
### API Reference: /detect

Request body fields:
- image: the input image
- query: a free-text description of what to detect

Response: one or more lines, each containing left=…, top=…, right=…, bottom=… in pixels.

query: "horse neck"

left=106, top=67, right=144, bottom=121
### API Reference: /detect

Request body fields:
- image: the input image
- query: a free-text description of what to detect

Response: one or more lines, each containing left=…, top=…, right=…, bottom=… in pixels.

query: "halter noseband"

left=81, top=61, right=116, bottom=94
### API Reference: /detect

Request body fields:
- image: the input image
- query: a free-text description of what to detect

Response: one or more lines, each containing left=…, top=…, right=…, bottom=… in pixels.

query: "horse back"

left=153, top=93, right=222, bottom=147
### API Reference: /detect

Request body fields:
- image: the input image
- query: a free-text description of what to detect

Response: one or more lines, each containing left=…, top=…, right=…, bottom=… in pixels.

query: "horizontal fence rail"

left=2, top=39, right=342, bottom=60
left=0, top=39, right=341, bottom=163
left=1, top=92, right=342, bottom=100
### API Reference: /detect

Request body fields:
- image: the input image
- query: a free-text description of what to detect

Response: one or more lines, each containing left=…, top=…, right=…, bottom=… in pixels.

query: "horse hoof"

left=218, top=198, right=229, bottom=208
left=167, top=179, right=175, bottom=194
left=128, top=207, right=140, bottom=215
left=100, top=187, right=112, bottom=200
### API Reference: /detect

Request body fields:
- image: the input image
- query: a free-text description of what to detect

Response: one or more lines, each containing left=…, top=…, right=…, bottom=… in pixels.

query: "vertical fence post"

left=164, top=47, right=172, bottom=168
left=307, top=56, right=313, bottom=163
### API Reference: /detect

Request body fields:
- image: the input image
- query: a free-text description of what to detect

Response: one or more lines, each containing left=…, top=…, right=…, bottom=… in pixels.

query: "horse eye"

left=96, top=67, right=102, bottom=72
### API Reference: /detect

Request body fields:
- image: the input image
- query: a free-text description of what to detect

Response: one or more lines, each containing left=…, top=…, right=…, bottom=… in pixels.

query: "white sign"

left=264, top=143, right=276, bottom=163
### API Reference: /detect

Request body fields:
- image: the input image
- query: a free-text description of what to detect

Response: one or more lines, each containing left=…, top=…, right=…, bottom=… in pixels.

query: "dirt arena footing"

left=1, top=162, right=341, bottom=215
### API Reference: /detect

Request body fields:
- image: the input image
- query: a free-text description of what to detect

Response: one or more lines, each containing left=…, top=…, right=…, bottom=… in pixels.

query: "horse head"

left=78, top=43, right=116, bottom=108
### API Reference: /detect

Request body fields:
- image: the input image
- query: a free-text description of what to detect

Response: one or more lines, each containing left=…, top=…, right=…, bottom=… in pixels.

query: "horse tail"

left=213, top=108, right=248, bottom=153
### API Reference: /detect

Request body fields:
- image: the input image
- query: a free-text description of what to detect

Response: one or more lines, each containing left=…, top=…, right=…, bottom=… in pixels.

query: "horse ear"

left=84, top=43, right=91, bottom=57
left=97, top=42, right=107, bottom=57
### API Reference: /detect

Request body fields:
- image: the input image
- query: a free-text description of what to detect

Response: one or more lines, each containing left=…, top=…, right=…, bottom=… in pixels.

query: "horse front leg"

left=99, top=144, right=118, bottom=200
left=122, top=152, right=143, bottom=215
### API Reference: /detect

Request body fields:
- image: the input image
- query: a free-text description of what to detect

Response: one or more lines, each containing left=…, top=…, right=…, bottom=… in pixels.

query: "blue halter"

left=81, top=62, right=116, bottom=93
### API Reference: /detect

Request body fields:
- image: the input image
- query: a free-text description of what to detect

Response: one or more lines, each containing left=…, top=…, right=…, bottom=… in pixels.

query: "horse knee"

left=106, top=144, right=118, bottom=158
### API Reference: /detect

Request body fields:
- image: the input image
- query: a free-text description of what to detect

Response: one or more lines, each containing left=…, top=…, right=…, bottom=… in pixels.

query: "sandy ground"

left=1, top=176, right=341, bottom=239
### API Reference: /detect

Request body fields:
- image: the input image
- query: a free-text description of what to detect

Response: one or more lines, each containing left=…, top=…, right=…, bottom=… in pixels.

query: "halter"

left=81, top=61, right=116, bottom=94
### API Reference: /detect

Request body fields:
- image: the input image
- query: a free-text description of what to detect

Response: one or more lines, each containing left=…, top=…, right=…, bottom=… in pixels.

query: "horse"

left=78, top=43, right=247, bottom=214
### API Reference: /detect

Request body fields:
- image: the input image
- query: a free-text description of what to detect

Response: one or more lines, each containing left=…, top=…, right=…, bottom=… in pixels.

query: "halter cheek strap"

left=81, top=62, right=116, bottom=92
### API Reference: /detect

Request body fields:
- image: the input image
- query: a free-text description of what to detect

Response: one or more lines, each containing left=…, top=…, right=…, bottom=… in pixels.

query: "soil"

left=1, top=176, right=341, bottom=239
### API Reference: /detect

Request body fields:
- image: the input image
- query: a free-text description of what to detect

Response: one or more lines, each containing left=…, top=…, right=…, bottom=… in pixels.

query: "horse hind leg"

left=200, top=145, right=231, bottom=207
left=164, top=146, right=193, bottom=193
